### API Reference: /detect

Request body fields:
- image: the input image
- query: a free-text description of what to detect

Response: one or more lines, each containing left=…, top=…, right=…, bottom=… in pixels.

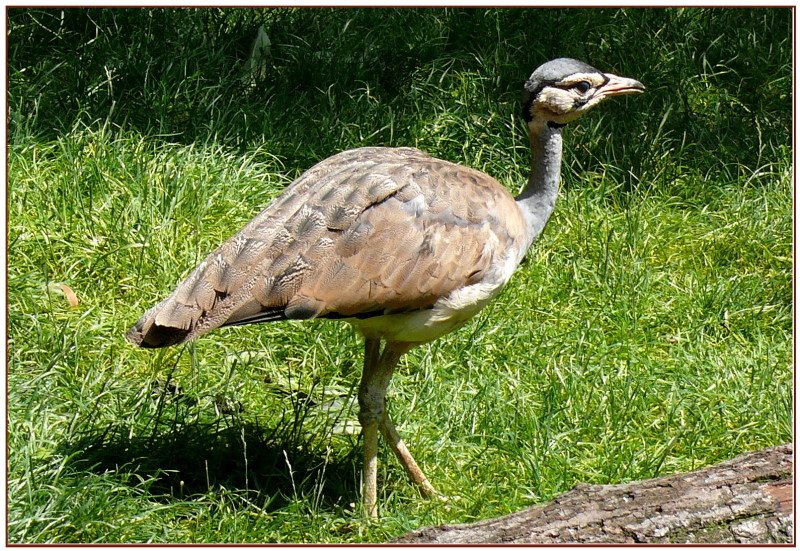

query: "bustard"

left=127, top=58, right=644, bottom=517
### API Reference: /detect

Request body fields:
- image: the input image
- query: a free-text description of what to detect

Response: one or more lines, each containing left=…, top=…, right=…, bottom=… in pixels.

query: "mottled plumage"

left=127, top=147, right=528, bottom=348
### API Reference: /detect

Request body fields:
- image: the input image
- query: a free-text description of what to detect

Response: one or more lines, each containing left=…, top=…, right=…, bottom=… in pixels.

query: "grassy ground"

left=7, top=7, right=792, bottom=543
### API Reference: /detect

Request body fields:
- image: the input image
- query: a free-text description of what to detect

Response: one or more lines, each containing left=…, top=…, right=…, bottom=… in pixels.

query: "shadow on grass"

left=58, top=410, right=362, bottom=513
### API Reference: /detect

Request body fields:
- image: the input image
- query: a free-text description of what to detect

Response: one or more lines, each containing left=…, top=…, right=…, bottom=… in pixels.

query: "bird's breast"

left=349, top=246, right=521, bottom=344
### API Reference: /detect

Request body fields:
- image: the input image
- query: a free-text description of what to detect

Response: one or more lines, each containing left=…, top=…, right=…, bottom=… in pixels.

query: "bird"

left=127, top=58, right=644, bottom=518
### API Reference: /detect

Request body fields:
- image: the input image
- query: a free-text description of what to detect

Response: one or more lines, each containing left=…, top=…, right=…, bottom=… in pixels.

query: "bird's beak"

left=599, top=73, right=645, bottom=98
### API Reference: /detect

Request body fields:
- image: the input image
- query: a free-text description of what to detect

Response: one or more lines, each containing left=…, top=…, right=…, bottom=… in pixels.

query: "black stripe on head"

left=521, top=79, right=556, bottom=122
left=521, top=89, right=535, bottom=122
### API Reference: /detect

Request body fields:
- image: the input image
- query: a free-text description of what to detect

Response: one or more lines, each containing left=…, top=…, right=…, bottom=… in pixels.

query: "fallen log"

left=395, top=444, right=793, bottom=544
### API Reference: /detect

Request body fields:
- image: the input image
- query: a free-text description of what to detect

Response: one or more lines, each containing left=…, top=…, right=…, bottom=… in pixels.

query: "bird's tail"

left=126, top=296, right=197, bottom=348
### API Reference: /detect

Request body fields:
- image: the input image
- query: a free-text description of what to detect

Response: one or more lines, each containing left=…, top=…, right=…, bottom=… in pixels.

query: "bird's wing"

left=127, top=147, right=527, bottom=348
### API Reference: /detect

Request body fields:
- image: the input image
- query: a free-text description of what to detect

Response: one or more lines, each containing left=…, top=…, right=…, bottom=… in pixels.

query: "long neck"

left=515, top=121, right=563, bottom=250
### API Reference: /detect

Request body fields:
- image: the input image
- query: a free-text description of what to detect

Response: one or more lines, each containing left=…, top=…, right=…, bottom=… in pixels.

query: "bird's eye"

left=574, top=81, right=592, bottom=94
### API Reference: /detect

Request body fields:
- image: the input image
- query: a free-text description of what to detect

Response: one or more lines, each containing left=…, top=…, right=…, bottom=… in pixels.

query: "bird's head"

left=522, top=58, right=644, bottom=129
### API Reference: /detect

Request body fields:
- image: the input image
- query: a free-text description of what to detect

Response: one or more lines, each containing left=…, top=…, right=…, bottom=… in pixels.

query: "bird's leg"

left=378, top=415, right=437, bottom=497
left=359, top=337, right=382, bottom=518
left=357, top=338, right=412, bottom=518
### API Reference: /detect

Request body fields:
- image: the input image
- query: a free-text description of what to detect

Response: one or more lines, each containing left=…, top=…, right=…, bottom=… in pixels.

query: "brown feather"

left=127, top=147, right=527, bottom=348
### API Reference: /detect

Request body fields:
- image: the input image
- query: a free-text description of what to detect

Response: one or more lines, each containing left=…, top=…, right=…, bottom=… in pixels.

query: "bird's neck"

left=515, top=121, right=563, bottom=251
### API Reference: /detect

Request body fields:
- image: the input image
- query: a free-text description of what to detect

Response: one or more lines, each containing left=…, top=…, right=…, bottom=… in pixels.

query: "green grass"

left=7, top=7, right=792, bottom=544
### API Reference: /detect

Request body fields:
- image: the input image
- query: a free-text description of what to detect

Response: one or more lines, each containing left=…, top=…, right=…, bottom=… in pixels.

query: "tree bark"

left=394, top=444, right=793, bottom=544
